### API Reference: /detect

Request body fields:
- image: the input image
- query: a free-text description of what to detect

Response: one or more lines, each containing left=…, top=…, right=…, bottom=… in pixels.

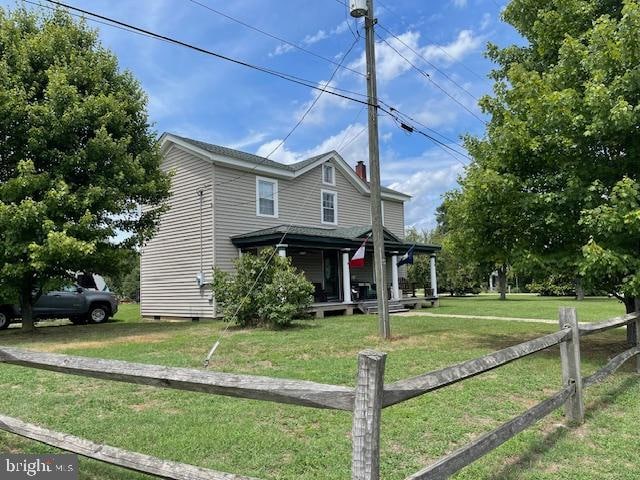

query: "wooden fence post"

left=558, top=307, right=584, bottom=424
left=352, top=350, right=386, bottom=480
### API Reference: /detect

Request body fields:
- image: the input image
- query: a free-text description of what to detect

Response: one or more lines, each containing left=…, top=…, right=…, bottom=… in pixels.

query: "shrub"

left=527, top=274, right=575, bottom=297
left=212, top=249, right=314, bottom=328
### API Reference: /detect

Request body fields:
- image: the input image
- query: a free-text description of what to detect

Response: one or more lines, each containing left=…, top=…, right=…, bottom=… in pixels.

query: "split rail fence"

left=0, top=306, right=639, bottom=479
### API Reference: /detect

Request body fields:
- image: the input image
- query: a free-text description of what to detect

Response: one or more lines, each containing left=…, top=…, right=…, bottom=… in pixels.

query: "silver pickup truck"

left=0, top=274, right=119, bottom=330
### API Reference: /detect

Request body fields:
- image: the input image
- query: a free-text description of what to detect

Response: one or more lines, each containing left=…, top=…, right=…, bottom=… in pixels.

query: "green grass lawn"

left=0, top=298, right=637, bottom=479
left=437, top=294, right=626, bottom=322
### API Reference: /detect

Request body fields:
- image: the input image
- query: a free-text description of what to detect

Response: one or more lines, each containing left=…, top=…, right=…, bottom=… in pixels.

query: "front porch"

left=231, top=225, right=441, bottom=317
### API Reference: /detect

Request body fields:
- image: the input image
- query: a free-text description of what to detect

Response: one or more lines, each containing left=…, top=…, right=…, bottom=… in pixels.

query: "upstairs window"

left=256, top=177, right=278, bottom=217
left=321, top=190, right=337, bottom=225
left=322, top=164, right=335, bottom=186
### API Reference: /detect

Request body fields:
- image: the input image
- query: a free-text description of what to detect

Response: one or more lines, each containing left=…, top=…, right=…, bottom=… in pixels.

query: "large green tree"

left=441, top=164, right=527, bottom=300
left=0, top=8, right=171, bottom=330
left=406, top=221, right=484, bottom=298
left=451, top=0, right=640, bottom=337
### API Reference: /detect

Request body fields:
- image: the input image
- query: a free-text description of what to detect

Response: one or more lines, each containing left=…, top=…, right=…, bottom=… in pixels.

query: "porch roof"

left=230, top=224, right=441, bottom=254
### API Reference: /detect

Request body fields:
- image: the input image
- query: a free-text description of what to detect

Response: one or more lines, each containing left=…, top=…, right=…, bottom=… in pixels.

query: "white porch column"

left=391, top=253, right=400, bottom=300
left=430, top=254, right=438, bottom=298
left=342, top=250, right=352, bottom=304
left=276, top=244, right=287, bottom=257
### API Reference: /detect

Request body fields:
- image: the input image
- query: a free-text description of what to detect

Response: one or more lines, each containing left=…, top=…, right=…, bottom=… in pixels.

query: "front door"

left=323, top=251, right=340, bottom=301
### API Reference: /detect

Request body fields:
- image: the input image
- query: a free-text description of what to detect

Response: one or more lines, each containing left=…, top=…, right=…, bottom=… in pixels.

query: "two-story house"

left=140, top=133, right=440, bottom=321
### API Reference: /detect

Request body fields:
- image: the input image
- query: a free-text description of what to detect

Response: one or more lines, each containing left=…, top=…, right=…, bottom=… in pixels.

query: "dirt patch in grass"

left=34, top=332, right=175, bottom=352
left=128, top=399, right=181, bottom=415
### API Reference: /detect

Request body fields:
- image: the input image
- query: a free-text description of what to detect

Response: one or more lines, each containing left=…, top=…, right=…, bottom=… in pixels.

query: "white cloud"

left=228, top=131, right=268, bottom=150
left=293, top=80, right=352, bottom=125
left=306, top=123, right=369, bottom=166
left=480, top=13, right=492, bottom=31
left=423, top=30, right=482, bottom=63
left=303, top=29, right=328, bottom=45
left=331, top=20, right=351, bottom=35
left=255, top=140, right=301, bottom=165
left=407, top=96, right=464, bottom=128
left=347, top=29, right=482, bottom=83
left=389, top=161, right=464, bottom=230
left=255, top=122, right=369, bottom=166
left=452, top=0, right=468, bottom=7
left=349, top=31, right=423, bottom=83
left=270, top=43, right=294, bottom=57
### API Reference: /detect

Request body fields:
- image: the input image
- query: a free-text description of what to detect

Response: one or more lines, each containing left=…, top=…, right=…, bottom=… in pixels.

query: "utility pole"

left=352, top=0, right=390, bottom=339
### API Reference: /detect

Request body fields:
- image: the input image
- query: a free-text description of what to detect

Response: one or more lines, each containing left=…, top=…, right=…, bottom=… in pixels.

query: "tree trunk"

left=575, top=277, right=585, bottom=301
left=498, top=266, right=507, bottom=301
left=623, top=296, right=637, bottom=345
left=20, top=289, right=35, bottom=333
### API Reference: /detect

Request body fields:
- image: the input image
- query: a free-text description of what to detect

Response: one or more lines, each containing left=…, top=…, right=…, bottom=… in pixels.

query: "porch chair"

left=399, top=277, right=416, bottom=297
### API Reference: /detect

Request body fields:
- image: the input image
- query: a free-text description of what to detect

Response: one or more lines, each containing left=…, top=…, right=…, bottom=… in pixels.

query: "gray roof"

left=172, top=135, right=330, bottom=173
left=231, top=224, right=441, bottom=251
left=232, top=224, right=378, bottom=241
left=168, top=134, right=408, bottom=198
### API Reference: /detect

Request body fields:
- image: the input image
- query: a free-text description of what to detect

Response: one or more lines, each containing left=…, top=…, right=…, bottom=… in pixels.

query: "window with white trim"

left=321, top=190, right=337, bottom=224
left=256, top=177, right=278, bottom=217
left=322, top=164, right=335, bottom=185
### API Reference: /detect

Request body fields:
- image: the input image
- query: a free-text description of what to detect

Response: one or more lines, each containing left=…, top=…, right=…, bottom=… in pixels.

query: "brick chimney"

left=355, top=161, right=367, bottom=181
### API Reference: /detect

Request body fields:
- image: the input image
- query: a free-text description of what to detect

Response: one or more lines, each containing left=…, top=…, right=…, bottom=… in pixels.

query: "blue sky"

left=4, top=0, right=523, bottom=230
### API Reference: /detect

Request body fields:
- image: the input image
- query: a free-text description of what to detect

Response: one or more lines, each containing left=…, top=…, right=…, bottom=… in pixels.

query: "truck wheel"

left=88, top=304, right=110, bottom=324
left=0, top=310, right=9, bottom=330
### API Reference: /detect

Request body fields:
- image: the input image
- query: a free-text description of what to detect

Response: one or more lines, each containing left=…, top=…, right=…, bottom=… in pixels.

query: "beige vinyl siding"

left=214, top=159, right=405, bottom=272
left=383, top=200, right=405, bottom=240
left=140, top=146, right=215, bottom=318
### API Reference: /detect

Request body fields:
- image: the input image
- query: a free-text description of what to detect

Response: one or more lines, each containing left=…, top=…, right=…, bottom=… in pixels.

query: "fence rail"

left=578, top=312, right=639, bottom=336
left=0, top=307, right=638, bottom=479
left=383, top=329, right=570, bottom=407
left=406, top=384, right=575, bottom=480
left=402, top=308, right=640, bottom=480
left=0, top=413, right=258, bottom=480
left=583, top=345, right=640, bottom=388
left=0, top=346, right=354, bottom=411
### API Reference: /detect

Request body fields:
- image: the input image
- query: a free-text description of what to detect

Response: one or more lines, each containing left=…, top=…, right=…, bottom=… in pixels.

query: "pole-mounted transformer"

left=349, top=0, right=367, bottom=17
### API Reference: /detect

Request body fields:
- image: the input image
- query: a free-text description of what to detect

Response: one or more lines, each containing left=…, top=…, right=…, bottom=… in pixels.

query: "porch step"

left=357, top=300, right=409, bottom=315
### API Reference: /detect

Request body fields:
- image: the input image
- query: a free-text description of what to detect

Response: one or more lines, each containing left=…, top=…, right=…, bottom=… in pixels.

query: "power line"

left=381, top=107, right=471, bottom=163
left=186, top=0, right=365, bottom=78
left=384, top=105, right=463, bottom=147
left=334, top=106, right=365, bottom=151
left=41, top=0, right=374, bottom=108
left=388, top=115, right=471, bottom=164
left=39, top=0, right=470, bottom=157
left=213, top=37, right=361, bottom=188
left=265, top=38, right=360, bottom=159
left=376, top=0, right=487, bottom=82
left=377, top=23, right=480, bottom=102
left=375, top=31, right=487, bottom=125
left=340, top=125, right=367, bottom=151
left=393, top=123, right=470, bottom=167
left=25, top=0, right=175, bottom=44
